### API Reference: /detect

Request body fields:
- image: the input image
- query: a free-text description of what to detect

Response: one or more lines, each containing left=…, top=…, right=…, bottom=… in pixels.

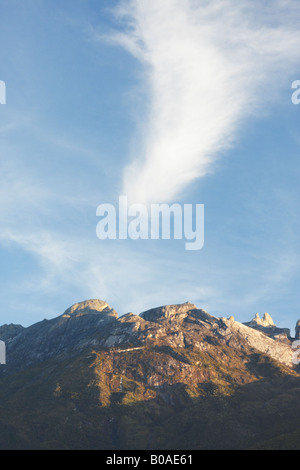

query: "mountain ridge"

left=1, top=299, right=298, bottom=373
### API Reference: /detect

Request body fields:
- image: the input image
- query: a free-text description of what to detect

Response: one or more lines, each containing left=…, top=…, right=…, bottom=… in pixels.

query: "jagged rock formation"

left=249, top=313, right=275, bottom=328
left=0, top=300, right=299, bottom=450
left=244, top=313, right=292, bottom=345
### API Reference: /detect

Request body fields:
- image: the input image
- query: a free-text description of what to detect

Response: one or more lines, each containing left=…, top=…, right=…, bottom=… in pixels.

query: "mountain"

left=0, top=323, right=24, bottom=342
left=0, top=299, right=299, bottom=450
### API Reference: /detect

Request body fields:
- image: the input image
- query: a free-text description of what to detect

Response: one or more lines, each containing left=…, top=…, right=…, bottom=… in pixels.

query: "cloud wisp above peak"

left=105, top=0, right=300, bottom=205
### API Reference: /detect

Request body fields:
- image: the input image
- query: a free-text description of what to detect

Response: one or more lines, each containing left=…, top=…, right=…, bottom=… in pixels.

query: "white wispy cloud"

left=104, top=0, right=300, bottom=204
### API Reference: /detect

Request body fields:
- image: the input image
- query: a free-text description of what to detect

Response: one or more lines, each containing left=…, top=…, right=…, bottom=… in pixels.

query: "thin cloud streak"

left=106, top=0, right=300, bottom=204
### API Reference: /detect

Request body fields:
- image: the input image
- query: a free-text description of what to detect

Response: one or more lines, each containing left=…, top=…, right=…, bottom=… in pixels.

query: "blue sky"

left=0, top=0, right=300, bottom=334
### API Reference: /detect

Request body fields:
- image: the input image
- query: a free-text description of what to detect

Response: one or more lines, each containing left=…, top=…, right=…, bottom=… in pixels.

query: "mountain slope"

left=0, top=300, right=299, bottom=450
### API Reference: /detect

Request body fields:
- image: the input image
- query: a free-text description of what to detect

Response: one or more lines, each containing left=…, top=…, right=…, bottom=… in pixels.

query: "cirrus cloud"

left=103, top=0, right=300, bottom=204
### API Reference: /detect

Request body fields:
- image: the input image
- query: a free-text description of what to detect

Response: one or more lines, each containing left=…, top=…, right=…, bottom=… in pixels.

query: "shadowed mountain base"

left=0, top=346, right=299, bottom=450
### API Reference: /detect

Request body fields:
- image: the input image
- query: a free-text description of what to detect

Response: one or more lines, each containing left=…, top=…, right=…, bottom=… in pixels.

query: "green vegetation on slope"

left=0, top=342, right=299, bottom=450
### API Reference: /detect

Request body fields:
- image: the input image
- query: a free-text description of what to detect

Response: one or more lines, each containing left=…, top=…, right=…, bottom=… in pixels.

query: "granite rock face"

left=218, top=317, right=293, bottom=367
left=244, top=313, right=292, bottom=345
left=62, top=300, right=118, bottom=319
left=140, top=302, right=197, bottom=323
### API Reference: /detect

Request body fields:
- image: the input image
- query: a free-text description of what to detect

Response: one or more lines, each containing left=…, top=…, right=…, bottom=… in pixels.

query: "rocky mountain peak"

left=139, top=301, right=197, bottom=323
left=0, top=324, right=24, bottom=342
left=62, top=299, right=118, bottom=319
left=249, top=312, right=275, bottom=328
left=244, top=313, right=292, bottom=344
